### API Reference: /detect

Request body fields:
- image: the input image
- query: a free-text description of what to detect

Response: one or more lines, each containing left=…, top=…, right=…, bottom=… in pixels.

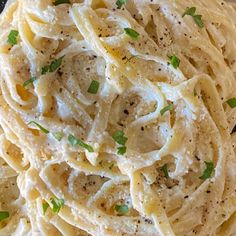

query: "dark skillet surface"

left=0, top=0, right=7, bottom=13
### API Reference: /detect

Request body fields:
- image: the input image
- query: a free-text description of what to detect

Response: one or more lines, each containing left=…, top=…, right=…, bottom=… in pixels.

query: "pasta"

left=0, top=0, right=236, bottom=235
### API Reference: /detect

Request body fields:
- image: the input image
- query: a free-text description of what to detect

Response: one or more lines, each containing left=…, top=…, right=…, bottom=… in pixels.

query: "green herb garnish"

left=194, top=88, right=197, bottom=96
left=52, top=132, right=63, bottom=141
left=23, top=77, right=37, bottom=88
left=115, top=204, right=129, bottom=214
left=113, top=131, right=128, bottom=154
left=200, top=161, right=214, bottom=180
left=182, top=7, right=204, bottom=28
left=68, top=134, right=94, bottom=152
left=50, top=197, right=64, bottom=214
left=193, top=15, right=204, bottom=28
left=42, top=202, right=49, bottom=215
left=0, top=211, right=9, bottom=221
left=112, top=131, right=128, bottom=146
left=28, top=121, right=49, bottom=134
left=124, top=28, right=140, bottom=40
left=160, top=104, right=174, bottom=116
left=182, top=7, right=196, bottom=17
left=227, top=98, right=236, bottom=108
left=42, top=56, right=64, bottom=75
left=161, top=164, right=169, bottom=178
left=116, top=0, right=127, bottom=9
left=87, top=80, right=100, bottom=94
left=168, top=54, right=180, bottom=69
left=117, top=146, right=126, bottom=155
left=53, top=0, right=70, bottom=6
left=7, top=30, right=19, bottom=45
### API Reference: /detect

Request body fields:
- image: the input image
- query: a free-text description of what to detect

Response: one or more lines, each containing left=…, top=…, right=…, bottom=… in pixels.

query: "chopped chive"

left=42, top=202, right=49, bottom=215
left=117, top=146, right=126, bottom=155
left=28, top=121, right=49, bottom=134
left=182, top=7, right=204, bottom=28
left=41, top=65, right=50, bottom=75
left=161, top=164, right=169, bottom=178
left=49, top=56, right=64, bottom=72
left=227, top=98, right=236, bottom=108
left=50, top=197, right=64, bottom=214
left=41, top=56, right=64, bottom=75
left=160, top=104, right=174, bottom=116
left=182, top=7, right=196, bottom=17
left=23, top=77, right=37, bottom=88
left=115, top=204, right=129, bottom=214
left=194, top=88, right=197, bottom=96
left=53, top=0, right=70, bottom=5
left=0, top=211, right=9, bottom=221
left=68, top=134, right=94, bottom=152
left=112, top=131, right=128, bottom=155
left=7, top=30, right=19, bottom=45
left=193, top=15, right=204, bottom=28
left=87, top=80, right=100, bottom=94
left=124, top=28, right=140, bottom=40
left=112, top=131, right=128, bottom=146
left=200, top=161, right=214, bottom=180
left=52, top=132, right=63, bottom=141
left=168, top=54, right=180, bottom=69
left=116, top=0, right=127, bottom=9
